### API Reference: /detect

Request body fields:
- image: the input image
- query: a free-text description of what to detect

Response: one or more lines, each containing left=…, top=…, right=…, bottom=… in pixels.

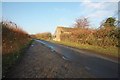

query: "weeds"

left=1, top=21, right=32, bottom=78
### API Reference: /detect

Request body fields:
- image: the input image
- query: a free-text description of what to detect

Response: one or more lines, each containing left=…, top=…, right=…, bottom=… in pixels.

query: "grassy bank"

left=1, top=21, right=33, bottom=78
left=51, top=40, right=119, bottom=58
left=2, top=40, right=33, bottom=77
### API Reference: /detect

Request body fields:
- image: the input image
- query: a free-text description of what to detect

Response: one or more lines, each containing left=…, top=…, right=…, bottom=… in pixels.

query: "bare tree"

left=74, top=17, right=89, bottom=28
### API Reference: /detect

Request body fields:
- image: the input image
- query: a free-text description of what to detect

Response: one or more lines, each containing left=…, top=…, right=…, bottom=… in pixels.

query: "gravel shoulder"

left=5, top=40, right=93, bottom=78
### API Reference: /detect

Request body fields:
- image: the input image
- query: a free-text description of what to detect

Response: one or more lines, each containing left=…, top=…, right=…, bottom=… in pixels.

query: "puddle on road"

left=62, top=56, right=69, bottom=60
left=36, top=40, right=46, bottom=45
left=36, top=40, right=71, bottom=61
left=36, top=40, right=56, bottom=52
left=48, top=45, right=55, bottom=51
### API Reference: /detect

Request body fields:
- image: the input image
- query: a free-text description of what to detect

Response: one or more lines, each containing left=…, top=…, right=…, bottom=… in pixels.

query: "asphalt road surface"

left=36, top=40, right=118, bottom=78
left=5, top=39, right=119, bottom=78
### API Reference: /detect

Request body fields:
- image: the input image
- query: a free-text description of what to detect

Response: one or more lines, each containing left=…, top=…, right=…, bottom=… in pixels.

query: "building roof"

left=56, top=26, right=75, bottom=32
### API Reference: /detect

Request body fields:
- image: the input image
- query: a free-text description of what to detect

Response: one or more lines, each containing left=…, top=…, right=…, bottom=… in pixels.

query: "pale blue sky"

left=2, top=1, right=118, bottom=34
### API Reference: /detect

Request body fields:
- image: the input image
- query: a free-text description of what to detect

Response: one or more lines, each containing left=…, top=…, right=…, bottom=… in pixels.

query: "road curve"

left=36, top=39, right=118, bottom=78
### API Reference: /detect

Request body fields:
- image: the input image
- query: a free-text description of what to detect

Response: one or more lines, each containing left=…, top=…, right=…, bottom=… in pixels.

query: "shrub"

left=59, top=27, right=118, bottom=48
left=2, top=21, right=31, bottom=77
left=2, top=21, right=31, bottom=55
left=35, top=32, right=52, bottom=40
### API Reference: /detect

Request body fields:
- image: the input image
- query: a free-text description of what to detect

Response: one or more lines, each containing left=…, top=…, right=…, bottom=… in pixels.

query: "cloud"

left=79, top=0, right=118, bottom=28
left=82, top=0, right=105, bottom=9
left=81, top=1, right=118, bottom=18
left=98, top=0, right=119, bottom=2
left=82, top=0, right=119, bottom=2
left=87, top=11, right=107, bottom=18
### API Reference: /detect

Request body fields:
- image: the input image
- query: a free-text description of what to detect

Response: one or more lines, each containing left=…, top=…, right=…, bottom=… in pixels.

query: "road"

left=36, top=40, right=118, bottom=78
left=5, top=39, right=118, bottom=78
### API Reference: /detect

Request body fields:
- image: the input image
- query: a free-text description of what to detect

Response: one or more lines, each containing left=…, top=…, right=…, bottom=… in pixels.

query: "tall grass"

left=2, top=21, right=30, bottom=55
left=1, top=21, right=31, bottom=77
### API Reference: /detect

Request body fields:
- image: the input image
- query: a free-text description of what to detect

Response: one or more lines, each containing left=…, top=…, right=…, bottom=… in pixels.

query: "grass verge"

left=2, top=39, right=34, bottom=78
left=51, top=40, right=119, bottom=58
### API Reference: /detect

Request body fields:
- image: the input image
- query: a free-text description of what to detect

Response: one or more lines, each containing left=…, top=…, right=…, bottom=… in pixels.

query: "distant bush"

left=35, top=32, right=52, bottom=40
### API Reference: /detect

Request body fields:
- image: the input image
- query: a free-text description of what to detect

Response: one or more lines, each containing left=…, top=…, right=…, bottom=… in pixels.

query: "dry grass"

left=2, top=21, right=31, bottom=55
left=35, top=32, right=52, bottom=40
left=1, top=21, right=32, bottom=77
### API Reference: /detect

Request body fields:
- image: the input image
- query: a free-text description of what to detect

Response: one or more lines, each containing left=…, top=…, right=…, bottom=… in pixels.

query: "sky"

left=1, top=0, right=119, bottom=34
